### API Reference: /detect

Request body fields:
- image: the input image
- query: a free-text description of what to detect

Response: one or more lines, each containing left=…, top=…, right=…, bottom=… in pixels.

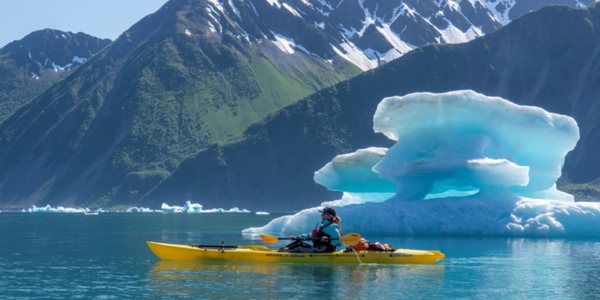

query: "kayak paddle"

left=259, top=233, right=361, bottom=246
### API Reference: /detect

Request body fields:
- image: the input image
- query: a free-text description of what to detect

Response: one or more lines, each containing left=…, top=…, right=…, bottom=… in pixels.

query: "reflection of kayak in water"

left=146, top=241, right=446, bottom=264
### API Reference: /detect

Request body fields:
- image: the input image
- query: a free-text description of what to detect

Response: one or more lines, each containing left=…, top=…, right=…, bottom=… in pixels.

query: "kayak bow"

left=147, top=241, right=445, bottom=264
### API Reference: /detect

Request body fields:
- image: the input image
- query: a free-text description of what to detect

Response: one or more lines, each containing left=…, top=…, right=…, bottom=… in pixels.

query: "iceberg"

left=160, top=201, right=250, bottom=213
left=244, top=90, right=600, bottom=237
left=126, top=207, right=154, bottom=213
left=27, top=205, right=88, bottom=213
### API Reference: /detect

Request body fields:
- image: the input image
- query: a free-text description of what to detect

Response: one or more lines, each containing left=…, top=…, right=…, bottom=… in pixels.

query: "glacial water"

left=1, top=212, right=600, bottom=299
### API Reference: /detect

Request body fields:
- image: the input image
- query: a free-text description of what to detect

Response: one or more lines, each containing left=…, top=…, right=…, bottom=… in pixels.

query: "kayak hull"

left=147, top=241, right=445, bottom=264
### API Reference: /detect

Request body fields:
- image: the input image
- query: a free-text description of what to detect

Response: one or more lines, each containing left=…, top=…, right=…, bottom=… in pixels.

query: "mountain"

left=144, top=3, right=600, bottom=211
left=0, top=0, right=361, bottom=209
left=0, top=29, right=110, bottom=121
left=483, top=0, right=598, bottom=24
left=207, top=0, right=504, bottom=71
left=168, top=0, right=598, bottom=71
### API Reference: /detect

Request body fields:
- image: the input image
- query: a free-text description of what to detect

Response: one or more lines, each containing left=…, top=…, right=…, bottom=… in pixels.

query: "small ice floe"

left=161, top=201, right=250, bottom=213
left=27, top=205, right=87, bottom=213
left=256, top=212, right=270, bottom=215
left=126, top=207, right=154, bottom=213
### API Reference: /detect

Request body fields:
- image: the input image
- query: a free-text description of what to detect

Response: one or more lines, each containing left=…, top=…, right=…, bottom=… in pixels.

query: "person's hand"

left=321, top=236, right=329, bottom=242
left=290, top=236, right=296, bottom=240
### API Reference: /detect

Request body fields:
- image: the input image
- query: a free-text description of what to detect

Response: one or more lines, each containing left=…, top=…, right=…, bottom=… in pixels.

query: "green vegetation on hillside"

left=558, top=184, right=600, bottom=202
left=0, top=0, right=362, bottom=209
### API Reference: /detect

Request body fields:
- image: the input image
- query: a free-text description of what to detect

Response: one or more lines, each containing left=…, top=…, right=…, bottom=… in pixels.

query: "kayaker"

left=283, top=206, right=343, bottom=253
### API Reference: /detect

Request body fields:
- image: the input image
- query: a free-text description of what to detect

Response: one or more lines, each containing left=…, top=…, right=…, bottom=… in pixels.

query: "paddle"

left=259, top=233, right=361, bottom=246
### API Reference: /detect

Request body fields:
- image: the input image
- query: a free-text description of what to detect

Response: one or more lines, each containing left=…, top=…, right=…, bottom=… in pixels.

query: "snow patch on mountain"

left=266, top=0, right=282, bottom=8
left=482, top=0, right=516, bottom=25
left=270, top=32, right=296, bottom=54
left=440, top=23, right=482, bottom=43
left=331, top=42, right=378, bottom=71
left=228, top=0, right=242, bottom=20
left=282, top=3, right=303, bottom=18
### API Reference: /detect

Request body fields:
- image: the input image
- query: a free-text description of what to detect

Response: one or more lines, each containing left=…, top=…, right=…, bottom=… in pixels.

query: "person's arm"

left=322, top=224, right=342, bottom=246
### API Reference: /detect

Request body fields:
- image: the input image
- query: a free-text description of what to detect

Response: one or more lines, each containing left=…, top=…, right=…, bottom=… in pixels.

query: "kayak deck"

left=147, top=241, right=445, bottom=264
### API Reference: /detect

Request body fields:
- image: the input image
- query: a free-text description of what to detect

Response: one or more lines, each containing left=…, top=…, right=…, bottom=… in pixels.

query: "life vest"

left=311, top=221, right=339, bottom=252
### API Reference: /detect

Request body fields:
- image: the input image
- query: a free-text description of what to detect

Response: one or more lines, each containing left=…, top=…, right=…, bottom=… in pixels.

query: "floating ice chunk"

left=126, top=207, right=154, bottom=213
left=244, top=90, right=592, bottom=237
left=256, top=212, right=270, bottom=215
left=27, top=205, right=87, bottom=213
left=161, top=201, right=250, bottom=213
left=314, top=147, right=395, bottom=193
left=161, top=203, right=184, bottom=213
left=245, top=208, right=317, bottom=236
left=244, top=196, right=600, bottom=237
left=372, top=90, right=578, bottom=202
left=321, top=192, right=395, bottom=207
left=183, top=201, right=202, bottom=213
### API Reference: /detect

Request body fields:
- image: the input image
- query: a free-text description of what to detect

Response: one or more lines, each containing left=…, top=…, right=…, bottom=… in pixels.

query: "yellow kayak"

left=147, top=241, right=446, bottom=264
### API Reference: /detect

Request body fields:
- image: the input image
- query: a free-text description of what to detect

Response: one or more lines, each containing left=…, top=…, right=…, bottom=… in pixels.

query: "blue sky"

left=0, top=0, right=168, bottom=48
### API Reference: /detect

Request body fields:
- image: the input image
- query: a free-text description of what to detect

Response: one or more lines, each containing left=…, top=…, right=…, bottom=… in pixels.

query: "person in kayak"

left=283, top=206, right=343, bottom=253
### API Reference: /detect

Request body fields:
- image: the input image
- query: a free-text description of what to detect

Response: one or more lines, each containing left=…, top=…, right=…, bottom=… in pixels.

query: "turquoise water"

left=1, top=213, right=599, bottom=299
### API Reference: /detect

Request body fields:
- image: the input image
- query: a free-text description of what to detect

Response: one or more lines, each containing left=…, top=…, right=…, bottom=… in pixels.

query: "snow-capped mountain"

left=0, top=29, right=111, bottom=77
left=0, top=29, right=110, bottom=121
left=205, top=0, right=501, bottom=70
left=203, top=0, right=597, bottom=71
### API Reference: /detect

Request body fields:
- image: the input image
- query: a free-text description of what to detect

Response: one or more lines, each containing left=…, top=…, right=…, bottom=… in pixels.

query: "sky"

left=0, top=0, right=168, bottom=48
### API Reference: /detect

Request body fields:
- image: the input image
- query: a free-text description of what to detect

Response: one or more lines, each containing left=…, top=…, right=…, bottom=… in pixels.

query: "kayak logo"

left=265, top=254, right=306, bottom=258
left=390, top=253, right=413, bottom=257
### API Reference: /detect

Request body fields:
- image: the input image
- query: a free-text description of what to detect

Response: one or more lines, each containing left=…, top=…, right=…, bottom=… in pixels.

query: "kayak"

left=147, top=241, right=446, bottom=264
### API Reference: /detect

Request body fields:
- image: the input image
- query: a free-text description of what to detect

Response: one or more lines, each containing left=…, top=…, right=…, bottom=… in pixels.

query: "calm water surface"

left=1, top=213, right=599, bottom=299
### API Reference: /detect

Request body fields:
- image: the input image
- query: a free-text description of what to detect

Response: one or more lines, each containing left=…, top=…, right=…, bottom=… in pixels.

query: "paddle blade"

left=338, top=233, right=361, bottom=246
left=259, top=234, right=279, bottom=244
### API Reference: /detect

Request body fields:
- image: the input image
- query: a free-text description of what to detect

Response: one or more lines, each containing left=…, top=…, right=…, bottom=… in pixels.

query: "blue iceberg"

left=244, top=90, right=600, bottom=237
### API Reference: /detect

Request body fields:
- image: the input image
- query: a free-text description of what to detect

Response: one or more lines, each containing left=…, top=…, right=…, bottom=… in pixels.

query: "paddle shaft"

left=260, top=233, right=361, bottom=246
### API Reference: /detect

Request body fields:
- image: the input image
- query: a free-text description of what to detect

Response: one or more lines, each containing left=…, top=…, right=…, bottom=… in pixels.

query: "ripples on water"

left=1, top=213, right=599, bottom=299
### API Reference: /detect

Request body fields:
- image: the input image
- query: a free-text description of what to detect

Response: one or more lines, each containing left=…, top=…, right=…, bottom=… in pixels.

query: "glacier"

left=244, top=90, right=600, bottom=237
